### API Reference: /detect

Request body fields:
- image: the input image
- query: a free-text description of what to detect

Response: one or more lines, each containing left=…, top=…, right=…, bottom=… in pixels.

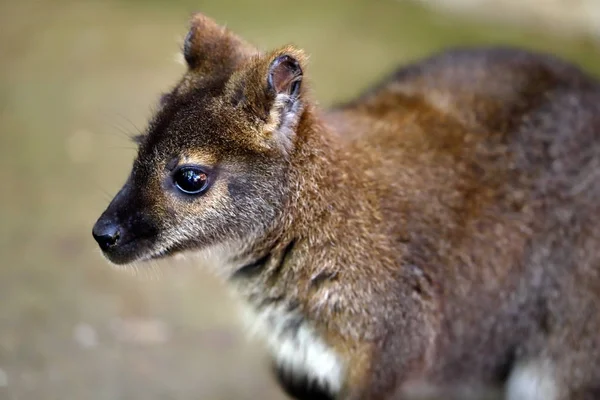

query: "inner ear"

left=267, top=55, right=302, bottom=98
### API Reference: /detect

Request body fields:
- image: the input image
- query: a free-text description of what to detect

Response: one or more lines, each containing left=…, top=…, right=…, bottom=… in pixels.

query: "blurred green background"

left=0, top=0, right=599, bottom=399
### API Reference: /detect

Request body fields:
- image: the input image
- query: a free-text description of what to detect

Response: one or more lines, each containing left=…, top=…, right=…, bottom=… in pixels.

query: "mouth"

left=101, top=238, right=181, bottom=265
left=138, top=243, right=180, bottom=262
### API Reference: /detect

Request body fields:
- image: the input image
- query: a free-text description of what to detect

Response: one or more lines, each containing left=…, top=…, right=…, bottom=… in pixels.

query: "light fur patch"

left=174, top=51, right=186, bottom=66
left=240, top=302, right=345, bottom=394
left=506, top=359, right=558, bottom=400
left=179, top=150, right=219, bottom=167
left=263, top=93, right=303, bottom=155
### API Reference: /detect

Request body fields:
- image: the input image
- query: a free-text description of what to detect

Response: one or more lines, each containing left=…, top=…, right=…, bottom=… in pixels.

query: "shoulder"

left=337, top=47, right=599, bottom=130
left=380, top=47, right=594, bottom=94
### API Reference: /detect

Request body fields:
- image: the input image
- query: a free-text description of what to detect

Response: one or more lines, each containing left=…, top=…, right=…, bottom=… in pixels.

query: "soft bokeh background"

left=1, top=0, right=599, bottom=399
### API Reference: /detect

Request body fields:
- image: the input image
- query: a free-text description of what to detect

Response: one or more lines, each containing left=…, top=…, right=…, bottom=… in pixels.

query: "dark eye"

left=173, top=166, right=210, bottom=195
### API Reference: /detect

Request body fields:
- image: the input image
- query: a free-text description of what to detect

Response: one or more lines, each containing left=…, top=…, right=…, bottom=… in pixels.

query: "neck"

left=287, top=106, right=351, bottom=230
left=228, top=105, right=350, bottom=294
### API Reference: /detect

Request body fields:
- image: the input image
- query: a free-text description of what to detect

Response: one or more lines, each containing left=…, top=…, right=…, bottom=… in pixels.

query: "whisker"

left=109, top=123, right=136, bottom=140
left=115, top=113, right=145, bottom=136
left=92, top=185, right=115, bottom=203
left=106, top=145, right=138, bottom=152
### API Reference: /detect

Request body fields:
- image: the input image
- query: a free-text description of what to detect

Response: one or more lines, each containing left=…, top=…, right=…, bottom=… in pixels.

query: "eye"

left=173, top=166, right=210, bottom=195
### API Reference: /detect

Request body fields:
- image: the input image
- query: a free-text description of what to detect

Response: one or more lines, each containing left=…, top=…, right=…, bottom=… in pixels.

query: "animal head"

left=92, top=14, right=309, bottom=270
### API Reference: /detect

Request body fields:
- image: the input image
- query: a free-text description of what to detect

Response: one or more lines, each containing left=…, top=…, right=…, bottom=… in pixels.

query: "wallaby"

left=92, top=13, right=600, bottom=400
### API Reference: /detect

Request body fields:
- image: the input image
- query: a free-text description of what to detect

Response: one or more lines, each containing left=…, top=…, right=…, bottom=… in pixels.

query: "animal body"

left=93, top=13, right=600, bottom=400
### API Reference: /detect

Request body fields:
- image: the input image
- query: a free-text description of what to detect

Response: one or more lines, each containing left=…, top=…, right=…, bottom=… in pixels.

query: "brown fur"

left=93, top=13, right=600, bottom=400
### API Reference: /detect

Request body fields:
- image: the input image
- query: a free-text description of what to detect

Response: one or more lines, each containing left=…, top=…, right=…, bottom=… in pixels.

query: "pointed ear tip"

left=279, top=46, right=307, bottom=63
left=269, top=47, right=308, bottom=72
left=189, top=11, right=207, bottom=21
left=185, top=12, right=226, bottom=52
left=189, top=11, right=203, bottom=24
left=269, top=54, right=304, bottom=79
left=188, top=12, right=220, bottom=30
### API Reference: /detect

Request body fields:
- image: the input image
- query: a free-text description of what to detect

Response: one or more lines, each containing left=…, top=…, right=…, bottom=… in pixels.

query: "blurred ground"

left=0, top=0, right=599, bottom=399
left=416, top=0, right=600, bottom=39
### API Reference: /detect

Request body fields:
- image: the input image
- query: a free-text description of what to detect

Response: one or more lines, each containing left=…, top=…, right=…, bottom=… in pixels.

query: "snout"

left=92, top=213, right=132, bottom=264
left=92, top=183, right=161, bottom=264
left=92, top=218, right=121, bottom=251
left=92, top=209, right=160, bottom=264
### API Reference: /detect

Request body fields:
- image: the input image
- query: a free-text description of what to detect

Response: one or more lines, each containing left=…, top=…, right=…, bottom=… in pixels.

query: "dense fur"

left=93, top=13, right=600, bottom=400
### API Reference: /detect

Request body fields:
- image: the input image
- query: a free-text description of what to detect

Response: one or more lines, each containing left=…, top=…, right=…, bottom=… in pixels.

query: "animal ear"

left=226, top=46, right=307, bottom=152
left=259, top=49, right=306, bottom=149
left=267, top=54, right=303, bottom=98
left=183, top=13, right=257, bottom=73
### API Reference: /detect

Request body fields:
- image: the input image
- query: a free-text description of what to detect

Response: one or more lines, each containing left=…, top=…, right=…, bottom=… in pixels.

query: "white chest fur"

left=506, top=359, right=558, bottom=400
left=240, top=302, right=345, bottom=394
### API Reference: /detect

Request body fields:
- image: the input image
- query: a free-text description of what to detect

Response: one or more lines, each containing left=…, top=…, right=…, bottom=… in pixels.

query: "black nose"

left=92, top=219, right=121, bottom=250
